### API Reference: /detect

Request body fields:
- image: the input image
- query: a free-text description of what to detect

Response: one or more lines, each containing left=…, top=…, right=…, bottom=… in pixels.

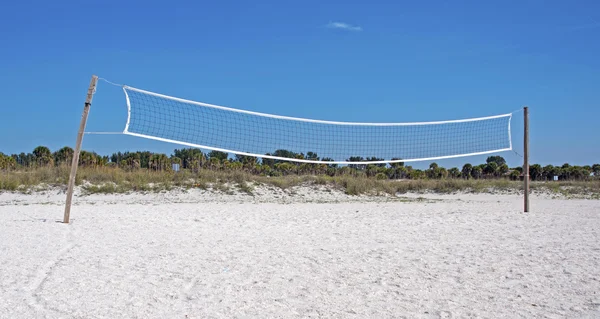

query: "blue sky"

left=1, top=0, right=598, bottom=168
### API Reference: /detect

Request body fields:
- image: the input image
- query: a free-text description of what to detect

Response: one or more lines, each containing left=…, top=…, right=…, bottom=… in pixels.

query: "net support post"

left=63, top=75, right=98, bottom=224
left=523, top=106, right=530, bottom=213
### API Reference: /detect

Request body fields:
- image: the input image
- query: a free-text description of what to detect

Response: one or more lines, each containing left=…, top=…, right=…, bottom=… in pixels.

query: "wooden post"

left=523, top=106, right=530, bottom=212
left=63, top=75, right=98, bottom=223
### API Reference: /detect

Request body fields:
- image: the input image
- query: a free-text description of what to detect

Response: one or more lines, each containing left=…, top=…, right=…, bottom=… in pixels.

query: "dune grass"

left=1, top=166, right=598, bottom=197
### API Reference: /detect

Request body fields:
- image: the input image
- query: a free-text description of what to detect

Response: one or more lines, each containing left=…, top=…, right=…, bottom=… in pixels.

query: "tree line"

left=1, top=146, right=598, bottom=181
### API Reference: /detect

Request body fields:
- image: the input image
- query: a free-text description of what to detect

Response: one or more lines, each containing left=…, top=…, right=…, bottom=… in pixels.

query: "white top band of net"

left=121, top=86, right=513, bottom=164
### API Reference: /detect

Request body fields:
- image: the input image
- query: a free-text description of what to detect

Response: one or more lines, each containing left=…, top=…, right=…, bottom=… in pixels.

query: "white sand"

left=1, top=187, right=599, bottom=318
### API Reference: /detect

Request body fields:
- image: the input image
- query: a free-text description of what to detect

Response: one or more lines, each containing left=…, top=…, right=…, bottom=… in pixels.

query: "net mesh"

left=122, top=86, right=512, bottom=164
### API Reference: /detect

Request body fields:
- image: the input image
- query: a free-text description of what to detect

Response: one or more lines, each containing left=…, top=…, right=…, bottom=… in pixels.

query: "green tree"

left=509, top=170, right=521, bottom=180
left=138, top=151, right=153, bottom=169
left=53, top=146, right=74, bottom=166
left=190, top=152, right=204, bottom=172
left=471, top=166, right=483, bottom=179
left=98, top=155, right=109, bottom=166
left=439, top=167, right=448, bottom=179
left=79, top=151, right=94, bottom=167
left=12, top=152, right=29, bottom=167
left=321, top=157, right=337, bottom=168
left=592, top=164, right=600, bottom=177
left=123, top=152, right=142, bottom=170
left=512, top=166, right=523, bottom=174
left=235, top=154, right=258, bottom=170
left=448, top=167, right=460, bottom=179
left=484, top=162, right=498, bottom=177
left=149, top=154, right=170, bottom=171
left=408, top=169, right=425, bottom=179
left=529, top=164, right=543, bottom=181
left=542, top=165, right=560, bottom=181
left=347, top=156, right=366, bottom=170
left=171, top=156, right=182, bottom=165
left=582, top=165, right=592, bottom=178
left=275, top=162, right=296, bottom=175
left=262, top=154, right=275, bottom=168
left=174, top=148, right=204, bottom=169
left=208, top=151, right=228, bottom=162
left=0, top=153, right=17, bottom=170
left=226, top=161, right=243, bottom=171
left=366, top=164, right=379, bottom=177
left=394, top=166, right=408, bottom=179
left=33, top=146, right=53, bottom=167
left=486, top=156, right=506, bottom=167
left=461, top=163, right=473, bottom=179
left=293, top=153, right=306, bottom=169
left=366, top=157, right=386, bottom=168
left=375, top=172, right=387, bottom=180
left=569, top=166, right=589, bottom=180
left=272, top=149, right=298, bottom=164
left=390, top=158, right=404, bottom=168
left=298, top=163, right=312, bottom=175
left=208, top=157, right=221, bottom=170
left=426, top=163, right=445, bottom=179
left=498, top=164, right=509, bottom=177
left=305, top=152, right=319, bottom=161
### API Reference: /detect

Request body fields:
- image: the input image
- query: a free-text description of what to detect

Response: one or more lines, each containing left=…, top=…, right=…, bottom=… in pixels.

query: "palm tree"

left=190, top=152, right=204, bottom=172
left=273, top=149, right=298, bottom=164
left=592, top=164, right=600, bottom=178
left=366, top=164, right=379, bottom=177
left=390, top=158, right=404, bottom=168
left=306, top=152, right=319, bottom=161
left=208, top=150, right=228, bottom=162
left=486, top=156, right=506, bottom=166
left=427, top=163, right=441, bottom=179
left=321, top=157, right=337, bottom=169
left=439, top=167, right=448, bottom=179
left=78, top=151, right=98, bottom=167
left=0, top=153, right=16, bottom=170
left=33, top=146, right=53, bottom=167
left=484, top=162, right=498, bottom=178
left=262, top=154, right=275, bottom=168
left=366, top=157, right=385, bottom=168
left=498, top=164, right=509, bottom=177
left=53, top=146, right=74, bottom=166
left=448, top=167, right=460, bottom=179
left=235, top=155, right=258, bottom=171
left=529, top=164, right=543, bottom=181
left=461, top=163, right=473, bottom=179
left=394, top=166, right=408, bottom=179
left=509, top=170, right=521, bottom=180
left=542, top=165, right=557, bottom=181
left=471, top=166, right=483, bottom=179
left=208, top=157, right=221, bottom=170
left=149, top=154, right=170, bottom=171
left=347, top=156, right=366, bottom=170
left=275, top=162, right=295, bottom=175
left=174, top=148, right=204, bottom=169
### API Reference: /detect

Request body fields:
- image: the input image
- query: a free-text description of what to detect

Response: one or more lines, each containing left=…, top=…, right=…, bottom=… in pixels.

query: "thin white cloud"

left=326, top=21, right=363, bottom=32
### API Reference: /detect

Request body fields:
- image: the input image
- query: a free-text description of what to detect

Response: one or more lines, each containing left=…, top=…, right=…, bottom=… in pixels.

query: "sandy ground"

left=1, top=186, right=599, bottom=318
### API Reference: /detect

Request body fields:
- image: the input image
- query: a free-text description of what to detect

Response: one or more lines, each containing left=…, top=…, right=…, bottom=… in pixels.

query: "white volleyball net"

left=121, top=86, right=513, bottom=164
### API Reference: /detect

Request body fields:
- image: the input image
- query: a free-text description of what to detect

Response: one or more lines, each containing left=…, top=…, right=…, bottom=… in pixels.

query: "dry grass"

left=1, top=167, right=598, bottom=197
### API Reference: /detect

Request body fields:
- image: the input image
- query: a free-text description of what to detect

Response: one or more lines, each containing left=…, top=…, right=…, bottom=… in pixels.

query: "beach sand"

left=1, top=186, right=599, bottom=318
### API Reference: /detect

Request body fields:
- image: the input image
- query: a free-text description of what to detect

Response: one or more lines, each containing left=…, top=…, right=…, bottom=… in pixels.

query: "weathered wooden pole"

left=64, top=75, right=98, bottom=223
left=523, top=106, right=530, bottom=212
